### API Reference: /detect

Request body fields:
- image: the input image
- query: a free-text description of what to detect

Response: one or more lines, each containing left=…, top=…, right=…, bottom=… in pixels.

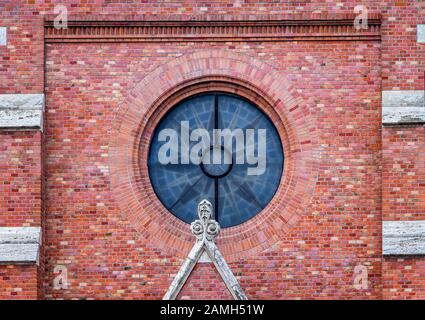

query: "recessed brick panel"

left=43, top=40, right=381, bottom=299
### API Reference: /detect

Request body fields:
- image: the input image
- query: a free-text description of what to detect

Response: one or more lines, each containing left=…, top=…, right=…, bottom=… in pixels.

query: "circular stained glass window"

left=148, top=93, right=284, bottom=228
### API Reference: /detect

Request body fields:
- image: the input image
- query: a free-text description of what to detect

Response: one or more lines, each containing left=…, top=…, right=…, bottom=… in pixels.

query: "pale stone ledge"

left=383, top=221, right=425, bottom=256
left=0, top=227, right=41, bottom=264
left=163, top=200, right=247, bottom=300
left=382, top=91, right=425, bottom=125
left=418, top=24, right=425, bottom=43
left=0, top=27, right=6, bottom=46
left=0, top=94, right=44, bottom=130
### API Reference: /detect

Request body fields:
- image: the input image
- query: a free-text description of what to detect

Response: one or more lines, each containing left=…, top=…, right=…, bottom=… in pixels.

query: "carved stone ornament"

left=190, top=200, right=220, bottom=241
left=163, top=199, right=247, bottom=300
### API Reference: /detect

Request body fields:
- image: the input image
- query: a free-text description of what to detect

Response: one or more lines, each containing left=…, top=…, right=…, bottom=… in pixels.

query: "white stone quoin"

left=383, top=221, right=425, bottom=255
left=0, top=227, right=41, bottom=264
left=382, top=90, right=425, bottom=125
left=0, top=94, right=44, bottom=130
left=0, top=27, right=6, bottom=46
left=163, top=199, right=247, bottom=300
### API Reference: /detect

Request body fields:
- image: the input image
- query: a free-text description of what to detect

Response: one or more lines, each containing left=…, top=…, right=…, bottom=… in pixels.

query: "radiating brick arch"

left=109, top=50, right=320, bottom=262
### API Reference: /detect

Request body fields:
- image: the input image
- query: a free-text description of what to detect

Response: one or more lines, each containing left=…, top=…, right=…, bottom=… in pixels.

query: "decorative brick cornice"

left=44, top=18, right=381, bottom=43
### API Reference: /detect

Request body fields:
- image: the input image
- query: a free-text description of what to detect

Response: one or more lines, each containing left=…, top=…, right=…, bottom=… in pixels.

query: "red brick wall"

left=381, top=124, right=425, bottom=299
left=380, top=1, right=425, bottom=297
left=0, top=0, right=424, bottom=300
left=0, top=2, right=44, bottom=94
left=177, top=264, right=233, bottom=300
left=1, top=1, right=424, bottom=92
left=0, top=131, right=42, bottom=226
left=381, top=0, right=425, bottom=90
left=0, top=0, right=44, bottom=300
left=0, top=265, right=38, bottom=300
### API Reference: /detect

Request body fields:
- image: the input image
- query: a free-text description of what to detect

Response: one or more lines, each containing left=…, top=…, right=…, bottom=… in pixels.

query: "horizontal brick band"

left=0, top=227, right=41, bottom=264
left=0, top=94, right=44, bottom=130
left=383, top=221, right=425, bottom=256
left=382, top=91, right=425, bottom=125
left=44, top=18, right=381, bottom=43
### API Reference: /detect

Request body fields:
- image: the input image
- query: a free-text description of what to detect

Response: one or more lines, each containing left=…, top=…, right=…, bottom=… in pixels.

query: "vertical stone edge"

left=417, top=24, right=425, bottom=43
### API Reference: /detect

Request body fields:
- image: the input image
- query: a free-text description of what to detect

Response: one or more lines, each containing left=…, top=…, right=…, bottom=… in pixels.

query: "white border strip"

left=0, top=94, right=44, bottom=130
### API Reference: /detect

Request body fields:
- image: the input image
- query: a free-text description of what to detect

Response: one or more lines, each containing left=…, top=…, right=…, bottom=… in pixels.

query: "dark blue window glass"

left=148, top=93, right=284, bottom=228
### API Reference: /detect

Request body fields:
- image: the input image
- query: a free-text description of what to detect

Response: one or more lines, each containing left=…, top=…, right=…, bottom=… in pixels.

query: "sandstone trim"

left=0, top=227, right=42, bottom=264
left=383, top=221, right=425, bottom=256
left=0, top=94, right=44, bottom=130
left=382, top=90, right=425, bottom=125
left=109, top=50, right=319, bottom=263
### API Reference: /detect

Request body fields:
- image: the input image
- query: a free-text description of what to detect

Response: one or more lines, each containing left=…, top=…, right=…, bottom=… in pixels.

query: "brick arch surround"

left=109, top=50, right=320, bottom=262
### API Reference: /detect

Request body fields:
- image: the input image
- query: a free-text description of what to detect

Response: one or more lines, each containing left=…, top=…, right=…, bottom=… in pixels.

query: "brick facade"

left=0, top=1, right=424, bottom=300
left=177, top=263, right=234, bottom=300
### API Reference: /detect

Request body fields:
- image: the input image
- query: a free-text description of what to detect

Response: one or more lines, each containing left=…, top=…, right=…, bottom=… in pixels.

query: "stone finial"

left=190, top=199, right=220, bottom=241
left=163, top=199, right=247, bottom=300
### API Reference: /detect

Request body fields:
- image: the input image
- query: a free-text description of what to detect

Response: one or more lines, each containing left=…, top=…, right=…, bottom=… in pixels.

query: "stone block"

left=382, top=91, right=425, bottom=125
left=0, top=227, right=41, bottom=264
left=383, top=221, right=425, bottom=255
left=418, top=24, right=425, bottom=43
left=0, top=94, right=44, bottom=130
